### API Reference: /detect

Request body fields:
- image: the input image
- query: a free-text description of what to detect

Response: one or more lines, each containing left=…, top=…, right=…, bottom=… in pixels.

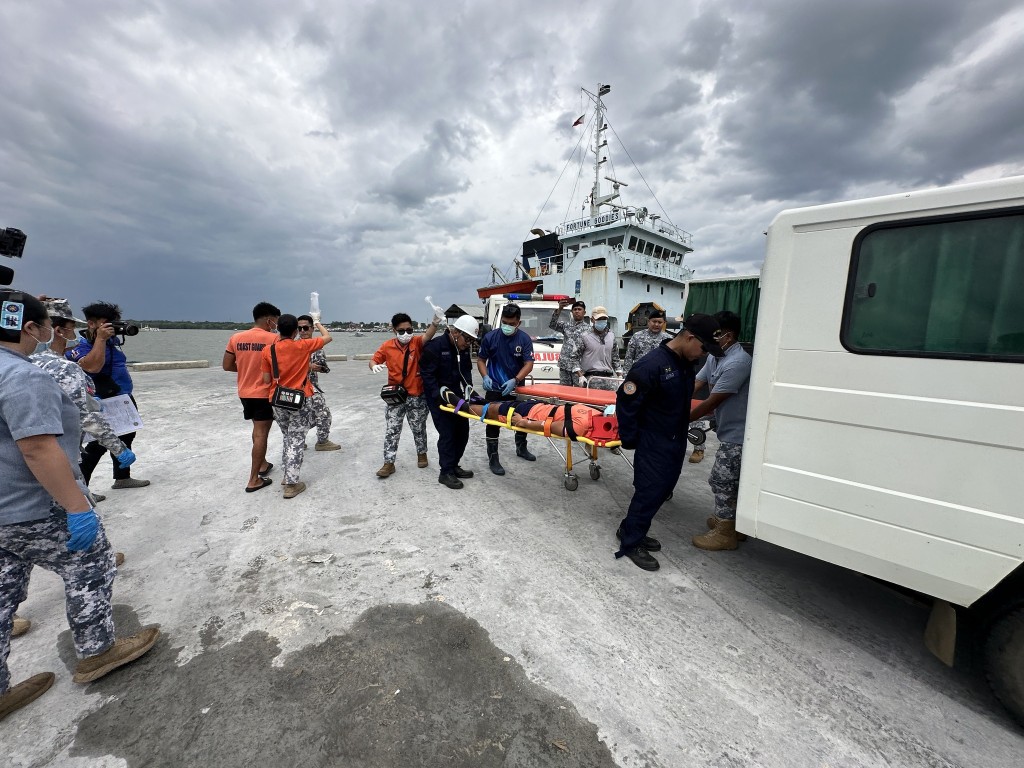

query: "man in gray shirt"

left=688, top=311, right=752, bottom=551
left=549, top=298, right=589, bottom=386
left=0, top=290, right=158, bottom=722
left=566, top=306, right=620, bottom=391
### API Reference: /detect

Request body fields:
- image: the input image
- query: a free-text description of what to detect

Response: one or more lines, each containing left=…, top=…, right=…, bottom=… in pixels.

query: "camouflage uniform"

left=308, top=349, right=332, bottom=444
left=274, top=401, right=317, bottom=484
left=383, top=395, right=429, bottom=464
left=623, top=329, right=671, bottom=372
left=549, top=310, right=590, bottom=386
left=31, top=349, right=127, bottom=456
left=0, top=503, right=116, bottom=693
left=708, top=442, right=743, bottom=520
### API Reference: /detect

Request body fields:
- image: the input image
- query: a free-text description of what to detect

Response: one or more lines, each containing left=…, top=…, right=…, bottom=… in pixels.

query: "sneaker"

left=315, top=440, right=341, bottom=451
left=438, top=474, right=464, bottom=490
left=12, top=616, right=30, bottom=638
left=616, top=526, right=662, bottom=552
left=115, top=552, right=125, bottom=567
left=111, top=478, right=150, bottom=490
left=0, top=672, right=55, bottom=722
left=73, top=627, right=160, bottom=684
left=624, top=546, right=660, bottom=571
left=453, top=466, right=474, bottom=479
left=376, top=462, right=395, bottom=478
left=282, top=482, right=307, bottom=499
left=417, top=453, right=429, bottom=468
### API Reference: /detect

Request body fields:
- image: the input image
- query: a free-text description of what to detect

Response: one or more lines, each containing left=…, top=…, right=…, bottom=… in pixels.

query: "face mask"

left=500, top=323, right=516, bottom=336
left=396, top=331, right=413, bottom=345
left=594, top=320, right=608, bottom=332
left=64, top=332, right=80, bottom=350
left=29, top=324, right=55, bottom=354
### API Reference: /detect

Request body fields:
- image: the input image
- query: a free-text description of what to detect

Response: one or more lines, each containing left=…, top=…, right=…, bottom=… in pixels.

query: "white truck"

left=738, top=175, right=1024, bottom=724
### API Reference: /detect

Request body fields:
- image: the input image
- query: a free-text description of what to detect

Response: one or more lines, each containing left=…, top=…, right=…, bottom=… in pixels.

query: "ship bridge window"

left=608, top=235, right=624, bottom=248
left=644, top=242, right=655, bottom=256
left=591, top=239, right=606, bottom=247
left=628, top=236, right=638, bottom=251
left=584, top=257, right=606, bottom=269
left=654, top=245, right=663, bottom=259
left=636, top=239, right=647, bottom=253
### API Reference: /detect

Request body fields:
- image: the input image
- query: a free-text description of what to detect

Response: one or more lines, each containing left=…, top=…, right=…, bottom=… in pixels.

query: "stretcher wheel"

left=564, top=475, right=579, bottom=491
left=589, top=465, right=601, bottom=481
left=687, top=427, right=706, bottom=447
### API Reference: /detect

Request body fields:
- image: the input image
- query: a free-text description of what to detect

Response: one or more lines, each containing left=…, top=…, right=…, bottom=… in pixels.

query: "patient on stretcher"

left=440, top=387, right=599, bottom=438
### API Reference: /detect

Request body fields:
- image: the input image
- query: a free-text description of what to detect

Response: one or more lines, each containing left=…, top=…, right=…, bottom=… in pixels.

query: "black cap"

left=571, top=300, right=586, bottom=310
left=681, top=313, right=724, bottom=356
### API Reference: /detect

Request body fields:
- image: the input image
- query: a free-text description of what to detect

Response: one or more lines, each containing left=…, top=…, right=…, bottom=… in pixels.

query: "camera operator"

left=67, top=301, right=149, bottom=491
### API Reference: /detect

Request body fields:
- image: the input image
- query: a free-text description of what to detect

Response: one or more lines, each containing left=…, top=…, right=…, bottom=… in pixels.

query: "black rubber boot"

left=515, top=433, right=536, bottom=461
left=487, top=438, right=505, bottom=476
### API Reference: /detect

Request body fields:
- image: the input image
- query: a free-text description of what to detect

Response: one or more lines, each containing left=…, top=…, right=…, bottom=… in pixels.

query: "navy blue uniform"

left=477, top=328, right=534, bottom=445
left=614, top=341, right=696, bottom=556
left=419, top=332, right=475, bottom=476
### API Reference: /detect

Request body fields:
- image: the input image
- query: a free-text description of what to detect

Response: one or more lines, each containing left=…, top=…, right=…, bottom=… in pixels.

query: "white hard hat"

left=451, top=314, right=479, bottom=339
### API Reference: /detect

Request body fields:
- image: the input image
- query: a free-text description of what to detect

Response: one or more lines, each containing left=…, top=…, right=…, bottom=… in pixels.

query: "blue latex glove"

left=603, top=404, right=616, bottom=416
left=66, top=509, right=99, bottom=552
left=483, top=375, right=495, bottom=392
left=501, top=378, right=517, bottom=396
left=116, top=448, right=136, bottom=468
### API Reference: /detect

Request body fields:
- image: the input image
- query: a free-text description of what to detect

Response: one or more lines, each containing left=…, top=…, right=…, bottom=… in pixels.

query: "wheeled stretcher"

left=440, top=383, right=710, bottom=490
left=439, top=383, right=626, bottom=490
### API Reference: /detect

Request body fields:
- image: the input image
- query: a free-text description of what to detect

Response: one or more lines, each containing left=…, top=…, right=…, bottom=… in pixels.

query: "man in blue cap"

left=614, top=313, right=723, bottom=571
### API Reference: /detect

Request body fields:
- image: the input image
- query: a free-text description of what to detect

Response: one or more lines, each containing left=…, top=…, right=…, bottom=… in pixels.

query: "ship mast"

left=585, top=83, right=619, bottom=217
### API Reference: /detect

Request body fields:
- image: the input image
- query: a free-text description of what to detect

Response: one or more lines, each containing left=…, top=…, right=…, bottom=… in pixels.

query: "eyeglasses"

left=297, top=325, right=312, bottom=331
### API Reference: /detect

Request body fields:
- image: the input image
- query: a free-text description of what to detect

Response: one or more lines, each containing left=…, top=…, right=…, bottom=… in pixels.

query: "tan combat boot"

left=315, top=440, right=341, bottom=451
left=689, top=448, right=705, bottom=464
left=693, top=519, right=739, bottom=551
left=12, top=616, right=31, bottom=637
left=706, top=516, right=747, bottom=542
left=0, top=672, right=55, bottom=722
left=282, top=482, right=307, bottom=499
left=73, top=627, right=160, bottom=684
left=376, top=462, right=395, bottom=478
left=417, top=453, right=428, bottom=468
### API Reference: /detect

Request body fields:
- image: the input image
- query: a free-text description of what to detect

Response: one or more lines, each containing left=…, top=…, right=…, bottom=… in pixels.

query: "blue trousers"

left=428, top=405, right=469, bottom=476
left=616, top=431, right=686, bottom=556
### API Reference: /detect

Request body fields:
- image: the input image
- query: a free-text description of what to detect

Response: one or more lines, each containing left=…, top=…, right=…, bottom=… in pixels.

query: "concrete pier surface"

left=4, top=363, right=1022, bottom=766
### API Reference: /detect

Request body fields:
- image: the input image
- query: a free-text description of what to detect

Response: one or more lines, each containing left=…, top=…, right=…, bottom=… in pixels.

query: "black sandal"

left=245, top=477, right=273, bottom=493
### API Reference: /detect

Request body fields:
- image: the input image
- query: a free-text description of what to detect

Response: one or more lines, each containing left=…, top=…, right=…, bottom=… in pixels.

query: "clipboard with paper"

left=82, top=395, right=143, bottom=443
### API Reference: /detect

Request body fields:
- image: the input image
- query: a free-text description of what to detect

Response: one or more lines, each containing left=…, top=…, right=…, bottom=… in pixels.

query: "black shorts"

left=240, top=397, right=274, bottom=422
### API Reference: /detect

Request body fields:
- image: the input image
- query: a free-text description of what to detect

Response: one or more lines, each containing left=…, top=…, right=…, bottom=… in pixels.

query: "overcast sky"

left=3, top=0, right=1023, bottom=322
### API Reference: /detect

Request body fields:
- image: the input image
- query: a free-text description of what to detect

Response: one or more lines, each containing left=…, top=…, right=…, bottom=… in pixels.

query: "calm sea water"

left=121, top=329, right=396, bottom=364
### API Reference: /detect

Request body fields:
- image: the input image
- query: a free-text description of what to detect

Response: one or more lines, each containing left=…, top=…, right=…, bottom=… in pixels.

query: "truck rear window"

left=842, top=209, right=1024, bottom=362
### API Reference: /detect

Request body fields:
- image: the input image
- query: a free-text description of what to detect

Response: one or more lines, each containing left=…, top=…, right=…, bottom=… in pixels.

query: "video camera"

left=111, top=321, right=140, bottom=337
left=0, top=228, right=27, bottom=286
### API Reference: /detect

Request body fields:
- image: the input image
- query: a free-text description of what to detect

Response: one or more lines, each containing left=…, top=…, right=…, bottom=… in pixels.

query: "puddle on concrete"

left=70, top=602, right=619, bottom=767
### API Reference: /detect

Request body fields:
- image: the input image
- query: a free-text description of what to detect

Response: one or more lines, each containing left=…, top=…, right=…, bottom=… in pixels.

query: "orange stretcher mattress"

left=516, top=383, right=705, bottom=415
left=515, top=383, right=616, bottom=406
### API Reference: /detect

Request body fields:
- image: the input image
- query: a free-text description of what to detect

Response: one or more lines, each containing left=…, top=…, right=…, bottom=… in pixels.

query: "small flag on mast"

left=572, top=114, right=585, bottom=127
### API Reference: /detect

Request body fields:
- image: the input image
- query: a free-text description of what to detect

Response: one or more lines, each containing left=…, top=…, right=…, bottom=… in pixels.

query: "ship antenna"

left=582, top=83, right=618, bottom=217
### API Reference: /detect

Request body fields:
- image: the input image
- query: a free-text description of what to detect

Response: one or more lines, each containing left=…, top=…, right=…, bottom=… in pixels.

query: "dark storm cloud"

left=1, top=0, right=1022, bottom=319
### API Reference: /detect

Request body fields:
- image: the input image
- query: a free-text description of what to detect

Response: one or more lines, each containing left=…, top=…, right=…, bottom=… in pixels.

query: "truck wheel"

left=983, top=605, right=1024, bottom=726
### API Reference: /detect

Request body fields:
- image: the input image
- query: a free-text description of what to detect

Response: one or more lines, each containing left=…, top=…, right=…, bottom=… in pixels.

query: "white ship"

left=478, top=83, right=695, bottom=337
